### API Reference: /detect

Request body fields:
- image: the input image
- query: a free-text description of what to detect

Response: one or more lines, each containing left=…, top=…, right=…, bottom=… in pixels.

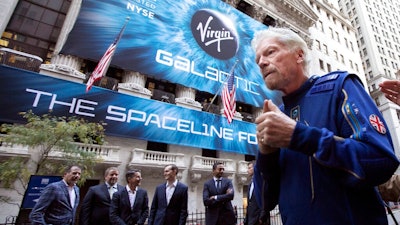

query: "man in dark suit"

left=29, top=165, right=81, bottom=225
left=79, top=166, right=124, bottom=225
left=110, top=169, right=149, bottom=225
left=244, top=161, right=270, bottom=225
left=203, top=162, right=236, bottom=225
left=148, top=164, right=188, bottom=225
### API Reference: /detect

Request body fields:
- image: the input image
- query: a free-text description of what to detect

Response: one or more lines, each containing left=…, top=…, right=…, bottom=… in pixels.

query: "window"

left=366, top=59, right=371, bottom=68
left=319, top=59, right=325, bottom=70
left=1, top=0, right=71, bottom=63
left=344, top=38, right=349, bottom=48
left=323, top=44, right=328, bottom=55
left=315, top=40, right=321, bottom=50
left=147, top=141, right=168, bottom=152
left=318, top=21, right=324, bottom=32
left=327, top=63, right=332, bottom=72
left=374, top=97, right=380, bottom=106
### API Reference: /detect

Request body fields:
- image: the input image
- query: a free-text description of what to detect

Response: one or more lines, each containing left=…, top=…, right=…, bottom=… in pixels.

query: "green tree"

left=0, top=110, right=106, bottom=204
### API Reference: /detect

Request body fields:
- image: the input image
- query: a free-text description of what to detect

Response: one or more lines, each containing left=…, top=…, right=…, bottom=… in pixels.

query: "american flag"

left=222, top=72, right=236, bottom=124
left=86, top=18, right=129, bottom=92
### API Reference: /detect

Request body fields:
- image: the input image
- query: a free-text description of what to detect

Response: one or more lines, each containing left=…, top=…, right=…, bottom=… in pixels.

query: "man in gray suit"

left=29, top=165, right=82, bottom=225
left=110, top=169, right=149, bottom=225
left=80, top=166, right=124, bottom=225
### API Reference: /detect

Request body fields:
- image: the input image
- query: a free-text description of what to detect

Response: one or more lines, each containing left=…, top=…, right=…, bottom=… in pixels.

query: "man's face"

left=213, top=164, right=225, bottom=178
left=247, top=163, right=254, bottom=176
left=128, top=172, right=142, bottom=187
left=255, top=37, right=302, bottom=95
left=64, top=166, right=81, bottom=186
left=105, top=169, right=119, bottom=186
left=164, top=165, right=176, bottom=182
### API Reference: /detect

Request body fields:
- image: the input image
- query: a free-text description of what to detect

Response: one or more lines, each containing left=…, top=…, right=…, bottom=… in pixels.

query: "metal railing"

left=186, top=206, right=282, bottom=225
left=3, top=207, right=282, bottom=225
left=0, top=48, right=42, bottom=72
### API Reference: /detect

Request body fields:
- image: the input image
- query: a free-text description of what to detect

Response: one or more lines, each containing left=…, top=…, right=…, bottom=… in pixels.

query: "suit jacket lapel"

left=121, top=189, right=131, bottom=210
left=161, top=185, right=168, bottom=205
left=211, top=179, right=218, bottom=194
left=168, top=182, right=180, bottom=205
left=60, top=181, right=72, bottom=208
left=102, top=183, right=110, bottom=200
left=133, top=189, right=141, bottom=210
left=73, top=185, right=79, bottom=208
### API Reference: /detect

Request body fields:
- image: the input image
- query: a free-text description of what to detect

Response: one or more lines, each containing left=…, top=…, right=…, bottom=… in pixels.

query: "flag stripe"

left=86, top=18, right=129, bottom=92
left=222, top=72, right=236, bottom=124
left=86, top=43, right=116, bottom=92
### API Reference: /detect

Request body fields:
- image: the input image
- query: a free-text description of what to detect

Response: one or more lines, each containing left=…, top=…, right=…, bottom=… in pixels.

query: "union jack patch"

left=369, top=114, right=386, bottom=134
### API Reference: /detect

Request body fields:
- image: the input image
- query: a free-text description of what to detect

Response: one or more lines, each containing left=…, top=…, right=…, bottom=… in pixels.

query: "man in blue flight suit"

left=251, top=27, right=399, bottom=225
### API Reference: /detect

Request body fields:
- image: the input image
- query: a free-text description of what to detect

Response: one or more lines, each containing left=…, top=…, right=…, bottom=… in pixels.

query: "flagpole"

left=99, top=16, right=130, bottom=77
left=206, top=60, right=239, bottom=112
left=86, top=16, right=130, bottom=92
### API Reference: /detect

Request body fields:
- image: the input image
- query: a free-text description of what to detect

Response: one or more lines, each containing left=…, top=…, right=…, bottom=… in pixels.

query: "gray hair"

left=104, top=166, right=119, bottom=177
left=251, top=27, right=310, bottom=73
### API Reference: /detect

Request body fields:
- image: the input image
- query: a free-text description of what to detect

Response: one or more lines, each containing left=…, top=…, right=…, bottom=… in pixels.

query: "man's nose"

left=258, top=56, right=269, bottom=68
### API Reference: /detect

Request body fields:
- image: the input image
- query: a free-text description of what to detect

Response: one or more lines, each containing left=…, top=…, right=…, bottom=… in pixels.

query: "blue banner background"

left=61, top=0, right=281, bottom=107
left=0, top=65, right=258, bottom=155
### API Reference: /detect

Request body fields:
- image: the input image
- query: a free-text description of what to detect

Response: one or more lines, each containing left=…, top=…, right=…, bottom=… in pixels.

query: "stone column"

left=54, top=0, right=82, bottom=55
left=0, top=0, right=18, bottom=35
left=118, top=71, right=152, bottom=99
left=40, top=54, right=86, bottom=82
left=175, top=85, right=202, bottom=111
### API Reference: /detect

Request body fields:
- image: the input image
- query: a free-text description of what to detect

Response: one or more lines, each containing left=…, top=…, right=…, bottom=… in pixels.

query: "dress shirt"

left=107, top=183, right=118, bottom=199
left=127, top=185, right=138, bottom=208
left=166, top=180, right=178, bottom=204
left=63, top=180, right=76, bottom=208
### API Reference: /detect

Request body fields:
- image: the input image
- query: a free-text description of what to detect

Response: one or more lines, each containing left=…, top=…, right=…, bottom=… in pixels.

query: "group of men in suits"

left=29, top=164, right=189, bottom=225
left=29, top=162, right=265, bottom=225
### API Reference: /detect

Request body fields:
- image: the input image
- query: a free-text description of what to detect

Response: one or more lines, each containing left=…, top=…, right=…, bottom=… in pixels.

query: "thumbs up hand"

left=255, top=100, right=296, bottom=154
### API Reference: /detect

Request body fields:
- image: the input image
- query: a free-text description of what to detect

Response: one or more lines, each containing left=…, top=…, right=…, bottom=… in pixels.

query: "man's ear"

left=296, top=49, right=304, bottom=63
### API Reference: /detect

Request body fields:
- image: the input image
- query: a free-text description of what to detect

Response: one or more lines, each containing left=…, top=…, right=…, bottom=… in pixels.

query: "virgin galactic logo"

left=191, top=9, right=239, bottom=60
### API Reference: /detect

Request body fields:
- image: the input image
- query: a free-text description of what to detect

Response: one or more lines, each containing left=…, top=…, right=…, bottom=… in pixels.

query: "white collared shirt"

left=127, top=185, right=137, bottom=208
left=165, top=180, right=178, bottom=204
left=63, top=180, right=76, bottom=208
left=107, top=182, right=117, bottom=199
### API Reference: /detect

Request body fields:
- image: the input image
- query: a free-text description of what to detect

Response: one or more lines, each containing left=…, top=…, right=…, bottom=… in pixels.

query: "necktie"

left=216, top=179, right=221, bottom=192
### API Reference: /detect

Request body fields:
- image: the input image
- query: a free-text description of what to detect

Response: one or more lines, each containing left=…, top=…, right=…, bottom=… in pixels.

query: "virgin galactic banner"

left=0, top=65, right=258, bottom=155
left=61, top=0, right=280, bottom=107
